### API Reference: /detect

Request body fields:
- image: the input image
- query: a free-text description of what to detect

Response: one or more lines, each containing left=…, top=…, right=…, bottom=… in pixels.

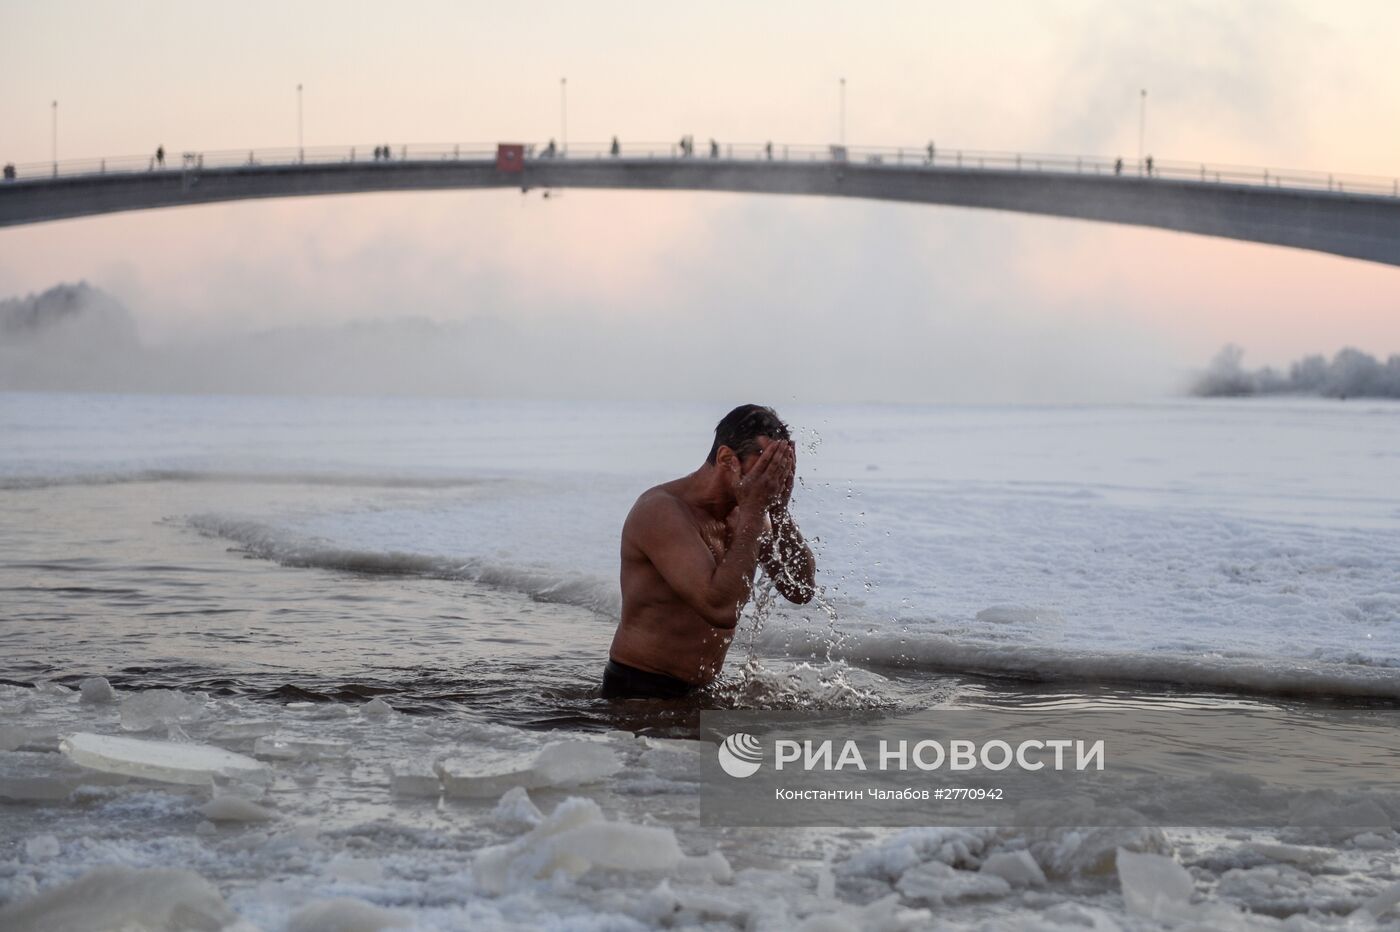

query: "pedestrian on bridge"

left=926, top=141, right=935, bottom=165
left=156, top=145, right=165, bottom=168
left=611, top=136, right=620, bottom=157
left=709, top=139, right=719, bottom=158
left=1114, top=157, right=1123, bottom=176
left=1145, top=155, right=1154, bottom=176
left=765, top=141, right=773, bottom=160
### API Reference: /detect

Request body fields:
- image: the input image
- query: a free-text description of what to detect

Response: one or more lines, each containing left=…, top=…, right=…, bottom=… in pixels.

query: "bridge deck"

left=3, top=152, right=1398, bottom=267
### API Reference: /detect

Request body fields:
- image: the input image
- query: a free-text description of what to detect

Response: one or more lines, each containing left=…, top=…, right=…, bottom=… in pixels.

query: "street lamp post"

left=560, top=77, right=567, bottom=157
left=297, top=84, right=304, bottom=163
left=51, top=100, right=57, bottom=177
left=1138, top=88, right=1146, bottom=175
left=839, top=77, right=846, bottom=146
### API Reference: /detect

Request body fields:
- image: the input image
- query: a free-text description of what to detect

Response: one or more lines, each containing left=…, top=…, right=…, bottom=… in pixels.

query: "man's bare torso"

left=610, top=479, right=762, bottom=685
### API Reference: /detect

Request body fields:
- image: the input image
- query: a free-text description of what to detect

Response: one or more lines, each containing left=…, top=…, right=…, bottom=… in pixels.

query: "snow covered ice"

left=0, top=680, right=1396, bottom=929
left=0, top=867, right=249, bottom=932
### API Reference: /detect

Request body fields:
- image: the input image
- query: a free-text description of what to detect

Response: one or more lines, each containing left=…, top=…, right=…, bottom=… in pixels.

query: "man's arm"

left=760, top=509, right=816, bottom=604
left=759, top=444, right=817, bottom=604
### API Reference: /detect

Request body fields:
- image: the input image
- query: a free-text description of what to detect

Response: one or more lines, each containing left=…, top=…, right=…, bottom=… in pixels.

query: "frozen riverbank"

left=3, top=682, right=1398, bottom=930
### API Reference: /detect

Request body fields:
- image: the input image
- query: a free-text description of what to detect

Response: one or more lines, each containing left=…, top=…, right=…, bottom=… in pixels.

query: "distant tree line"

left=1192, top=344, right=1400, bottom=398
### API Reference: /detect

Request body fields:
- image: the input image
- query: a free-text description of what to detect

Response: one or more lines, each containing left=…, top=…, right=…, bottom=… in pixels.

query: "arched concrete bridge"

left=3, top=143, right=1398, bottom=267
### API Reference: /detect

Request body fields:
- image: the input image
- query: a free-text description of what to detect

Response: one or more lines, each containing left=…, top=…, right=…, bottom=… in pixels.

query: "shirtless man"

left=604, top=404, right=817, bottom=699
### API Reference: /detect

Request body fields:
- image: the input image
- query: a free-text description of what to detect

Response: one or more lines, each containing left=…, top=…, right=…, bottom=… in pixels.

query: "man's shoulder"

left=625, top=483, right=693, bottom=537
left=629, top=483, right=687, bottom=520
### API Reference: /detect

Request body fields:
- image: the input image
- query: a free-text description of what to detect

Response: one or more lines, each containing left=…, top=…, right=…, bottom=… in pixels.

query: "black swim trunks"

left=600, top=658, right=696, bottom=699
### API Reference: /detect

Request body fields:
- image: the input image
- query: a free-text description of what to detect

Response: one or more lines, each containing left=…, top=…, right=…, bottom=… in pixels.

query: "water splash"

left=720, top=420, right=888, bottom=710
left=710, top=658, right=891, bottom=711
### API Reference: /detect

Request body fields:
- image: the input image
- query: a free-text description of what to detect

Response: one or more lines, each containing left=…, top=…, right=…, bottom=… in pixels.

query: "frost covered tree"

left=1192, top=345, right=1400, bottom=399
left=1191, top=344, right=1256, bottom=397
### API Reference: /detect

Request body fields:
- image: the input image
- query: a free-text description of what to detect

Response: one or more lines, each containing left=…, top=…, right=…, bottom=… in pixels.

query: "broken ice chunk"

left=60, top=732, right=267, bottom=786
left=1353, top=833, right=1394, bottom=850
left=1358, top=879, right=1400, bottom=920
left=23, top=835, right=60, bottom=861
left=362, top=697, right=395, bottom=721
left=0, top=866, right=237, bottom=931
left=979, top=850, right=1046, bottom=888
left=199, top=796, right=277, bottom=823
left=0, top=750, right=100, bottom=801
left=437, top=740, right=622, bottom=798
left=675, top=850, right=733, bottom=883
left=1117, top=848, right=1195, bottom=920
left=491, top=786, right=543, bottom=831
left=1021, top=820, right=1169, bottom=878
left=252, top=735, right=351, bottom=761
left=120, top=690, right=203, bottom=732
left=387, top=760, right=442, bottom=798
left=837, top=826, right=994, bottom=883
left=603, top=729, right=646, bottom=747
left=207, top=720, right=277, bottom=741
left=32, top=680, right=73, bottom=697
left=896, top=861, right=1011, bottom=905
left=436, top=749, right=538, bottom=799
left=637, top=740, right=706, bottom=781
left=79, top=677, right=118, bottom=704
left=326, top=855, right=384, bottom=884
left=1244, top=841, right=1333, bottom=868
left=474, top=797, right=684, bottom=893
left=0, top=724, right=61, bottom=753
left=287, top=898, right=408, bottom=932
left=532, top=740, right=621, bottom=787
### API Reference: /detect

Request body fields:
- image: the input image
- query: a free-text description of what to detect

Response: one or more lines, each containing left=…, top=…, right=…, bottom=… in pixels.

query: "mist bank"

left=1192, top=344, right=1400, bottom=399
left=0, top=282, right=1179, bottom=403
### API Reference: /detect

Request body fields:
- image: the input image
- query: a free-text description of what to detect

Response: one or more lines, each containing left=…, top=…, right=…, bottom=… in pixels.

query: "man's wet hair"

left=707, top=404, right=791, bottom=465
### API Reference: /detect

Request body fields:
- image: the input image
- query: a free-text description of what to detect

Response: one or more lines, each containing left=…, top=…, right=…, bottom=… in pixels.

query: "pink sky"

left=1, top=0, right=1396, bottom=401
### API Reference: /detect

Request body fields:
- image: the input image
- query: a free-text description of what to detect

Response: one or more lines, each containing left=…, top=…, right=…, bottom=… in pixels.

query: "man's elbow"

left=780, top=564, right=817, bottom=604
left=703, top=603, right=741, bottom=629
left=783, top=582, right=815, bottom=605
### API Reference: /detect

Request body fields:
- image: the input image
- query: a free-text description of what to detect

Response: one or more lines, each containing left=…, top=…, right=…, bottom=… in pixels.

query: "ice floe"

left=60, top=732, right=267, bottom=786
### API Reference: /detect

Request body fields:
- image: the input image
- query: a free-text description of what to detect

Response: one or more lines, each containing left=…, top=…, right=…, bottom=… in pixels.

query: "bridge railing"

left=4, top=141, right=1397, bottom=199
